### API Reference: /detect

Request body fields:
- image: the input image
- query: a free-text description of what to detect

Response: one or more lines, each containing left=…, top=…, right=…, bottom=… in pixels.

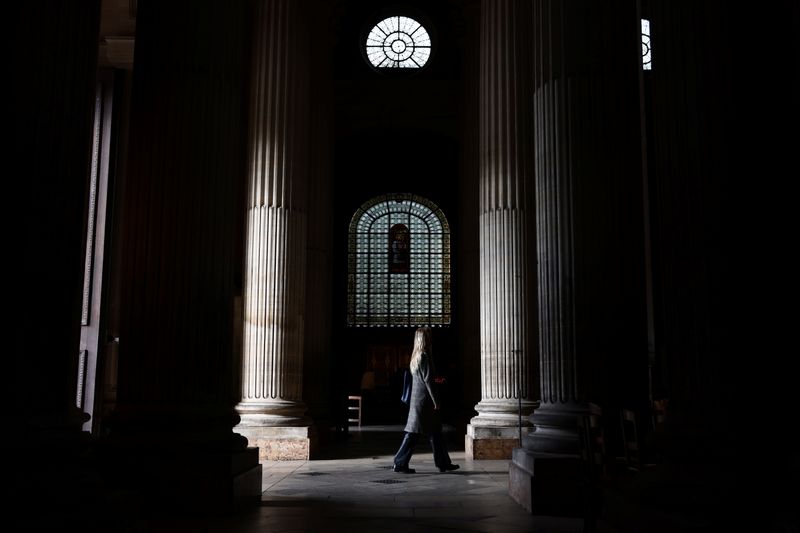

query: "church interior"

left=10, top=0, right=797, bottom=531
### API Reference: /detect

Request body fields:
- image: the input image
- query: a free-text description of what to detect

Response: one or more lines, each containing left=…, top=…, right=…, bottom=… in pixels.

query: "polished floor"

left=119, top=425, right=613, bottom=533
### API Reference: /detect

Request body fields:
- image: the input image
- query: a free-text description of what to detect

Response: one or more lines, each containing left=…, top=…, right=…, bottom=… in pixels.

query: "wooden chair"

left=620, top=408, right=642, bottom=470
left=651, top=398, right=669, bottom=430
left=620, top=408, right=657, bottom=471
left=347, top=395, right=362, bottom=427
left=577, top=406, right=606, bottom=532
left=579, top=408, right=608, bottom=480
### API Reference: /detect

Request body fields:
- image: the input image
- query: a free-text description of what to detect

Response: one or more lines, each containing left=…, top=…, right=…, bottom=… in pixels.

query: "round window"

left=365, top=16, right=431, bottom=69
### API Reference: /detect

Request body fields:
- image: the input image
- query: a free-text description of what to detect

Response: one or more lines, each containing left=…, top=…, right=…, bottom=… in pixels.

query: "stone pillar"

left=9, top=1, right=102, bottom=524
left=457, top=0, right=482, bottom=429
left=508, top=0, right=647, bottom=515
left=466, top=0, right=539, bottom=461
left=102, top=0, right=261, bottom=512
left=645, top=0, right=734, bottom=458
left=624, top=2, right=797, bottom=529
left=302, top=1, right=335, bottom=443
left=234, top=0, right=314, bottom=461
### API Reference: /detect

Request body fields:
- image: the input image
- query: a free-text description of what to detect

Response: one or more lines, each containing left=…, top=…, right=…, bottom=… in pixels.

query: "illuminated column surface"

left=235, top=0, right=315, bottom=460
left=466, top=0, right=539, bottom=461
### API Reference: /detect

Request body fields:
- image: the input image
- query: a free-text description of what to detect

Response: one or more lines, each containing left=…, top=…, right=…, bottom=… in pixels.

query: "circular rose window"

left=365, top=16, right=431, bottom=69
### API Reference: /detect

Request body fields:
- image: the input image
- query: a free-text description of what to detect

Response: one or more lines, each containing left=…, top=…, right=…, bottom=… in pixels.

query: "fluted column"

left=646, top=0, right=732, bottom=459
left=303, top=2, right=334, bottom=429
left=9, top=1, right=101, bottom=523
left=633, top=3, right=796, bottom=528
left=509, top=0, right=647, bottom=515
left=234, top=0, right=314, bottom=460
left=457, top=0, right=482, bottom=427
left=466, top=0, right=539, bottom=461
left=104, top=0, right=261, bottom=511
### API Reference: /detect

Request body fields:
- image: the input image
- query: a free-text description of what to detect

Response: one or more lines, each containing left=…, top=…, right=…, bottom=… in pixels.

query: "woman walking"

left=393, top=326, right=460, bottom=474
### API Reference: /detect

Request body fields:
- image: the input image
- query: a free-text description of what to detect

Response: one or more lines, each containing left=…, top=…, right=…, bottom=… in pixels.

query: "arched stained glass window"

left=348, top=194, right=451, bottom=327
left=365, top=16, right=431, bottom=69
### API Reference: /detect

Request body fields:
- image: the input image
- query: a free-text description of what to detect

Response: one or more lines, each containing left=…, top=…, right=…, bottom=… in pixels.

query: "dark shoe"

left=438, top=464, right=460, bottom=473
left=393, top=465, right=416, bottom=473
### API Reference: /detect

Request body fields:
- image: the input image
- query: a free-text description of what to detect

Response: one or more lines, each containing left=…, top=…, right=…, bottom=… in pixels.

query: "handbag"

left=400, top=369, right=412, bottom=405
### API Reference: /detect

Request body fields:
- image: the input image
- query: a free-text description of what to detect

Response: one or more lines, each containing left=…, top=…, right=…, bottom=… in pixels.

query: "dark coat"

left=404, top=352, right=442, bottom=434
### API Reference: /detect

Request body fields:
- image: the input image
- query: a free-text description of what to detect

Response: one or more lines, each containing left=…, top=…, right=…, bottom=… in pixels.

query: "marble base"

left=100, top=445, right=263, bottom=514
left=187, top=449, right=262, bottom=510
left=236, top=424, right=317, bottom=460
left=508, top=447, right=583, bottom=516
left=465, top=424, right=531, bottom=459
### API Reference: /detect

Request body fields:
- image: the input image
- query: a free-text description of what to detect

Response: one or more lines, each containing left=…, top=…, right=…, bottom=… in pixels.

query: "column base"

left=99, top=444, right=262, bottom=515
left=465, top=424, right=531, bottom=459
left=9, top=415, right=103, bottom=529
left=167, top=447, right=262, bottom=511
left=236, top=424, right=317, bottom=460
left=508, top=447, right=583, bottom=516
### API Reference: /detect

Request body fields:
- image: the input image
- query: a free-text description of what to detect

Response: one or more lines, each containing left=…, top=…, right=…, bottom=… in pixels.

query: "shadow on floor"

left=316, top=424, right=464, bottom=460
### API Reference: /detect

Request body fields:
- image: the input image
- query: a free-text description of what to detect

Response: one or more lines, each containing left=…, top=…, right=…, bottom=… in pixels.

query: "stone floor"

left=14, top=424, right=796, bottom=532
left=119, top=425, right=618, bottom=532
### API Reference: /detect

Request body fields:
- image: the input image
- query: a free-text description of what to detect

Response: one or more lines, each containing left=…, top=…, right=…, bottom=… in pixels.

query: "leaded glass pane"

left=410, top=273, right=427, bottom=290
left=370, top=295, right=388, bottom=314
left=411, top=233, right=429, bottom=251
left=369, top=253, right=384, bottom=269
left=431, top=235, right=443, bottom=253
left=410, top=294, right=428, bottom=314
left=390, top=293, right=407, bottom=313
left=390, top=275, right=408, bottom=292
left=411, top=253, right=429, bottom=270
left=357, top=215, right=372, bottom=234
left=372, top=215, right=389, bottom=233
left=371, top=275, right=387, bottom=292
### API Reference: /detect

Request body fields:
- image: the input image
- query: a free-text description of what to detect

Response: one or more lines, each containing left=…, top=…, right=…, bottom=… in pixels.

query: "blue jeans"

left=394, top=431, right=452, bottom=469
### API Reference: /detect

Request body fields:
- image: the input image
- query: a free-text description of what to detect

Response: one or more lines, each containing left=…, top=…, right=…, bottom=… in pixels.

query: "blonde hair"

left=409, top=327, right=432, bottom=373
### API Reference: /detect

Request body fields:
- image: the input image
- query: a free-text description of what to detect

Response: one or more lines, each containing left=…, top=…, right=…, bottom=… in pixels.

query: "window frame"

left=360, top=10, right=436, bottom=75
left=347, top=193, right=451, bottom=327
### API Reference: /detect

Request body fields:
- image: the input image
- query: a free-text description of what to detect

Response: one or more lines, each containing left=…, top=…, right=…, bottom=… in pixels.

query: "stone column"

left=509, top=0, right=647, bottom=515
left=457, top=0, right=482, bottom=428
left=302, top=1, right=334, bottom=436
left=645, top=0, right=734, bottom=456
left=466, top=0, right=539, bottom=461
left=234, top=0, right=314, bottom=460
left=103, top=0, right=261, bottom=512
left=9, top=1, right=102, bottom=524
left=627, top=2, right=796, bottom=528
